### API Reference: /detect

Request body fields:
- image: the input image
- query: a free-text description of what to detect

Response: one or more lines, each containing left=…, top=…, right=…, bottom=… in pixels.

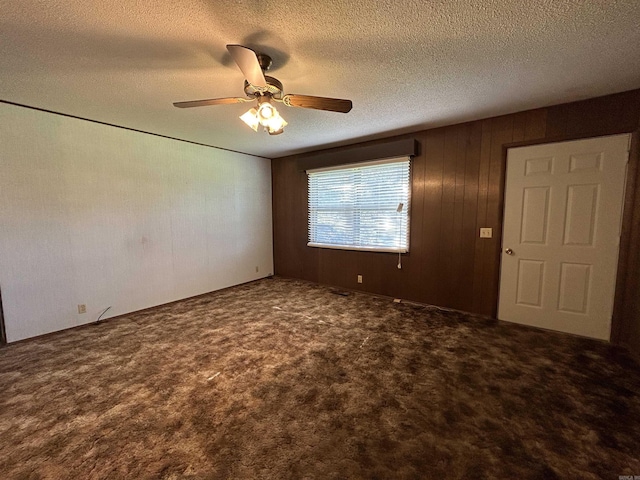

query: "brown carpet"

left=0, top=277, right=639, bottom=479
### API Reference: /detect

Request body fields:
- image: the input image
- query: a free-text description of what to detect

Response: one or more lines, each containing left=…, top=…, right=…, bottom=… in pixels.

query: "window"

left=307, top=157, right=411, bottom=252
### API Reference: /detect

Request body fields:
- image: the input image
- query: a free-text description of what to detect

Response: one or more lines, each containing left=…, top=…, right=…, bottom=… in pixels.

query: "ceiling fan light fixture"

left=267, top=115, right=287, bottom=135
left=257, top=101, right=276, bottom=122
left=240, top=108, right=259, bottom=131
left=174, top=45, right=352, bottom=137
left=268, top=127, right=285, bottom=136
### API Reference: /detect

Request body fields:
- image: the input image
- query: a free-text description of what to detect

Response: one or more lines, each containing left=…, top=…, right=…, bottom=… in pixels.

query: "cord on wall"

left=0, top=287, right=6, bottom=345
left=397, top=202, right=404, bottom=269
left=96, top=306, right=111, bottom=324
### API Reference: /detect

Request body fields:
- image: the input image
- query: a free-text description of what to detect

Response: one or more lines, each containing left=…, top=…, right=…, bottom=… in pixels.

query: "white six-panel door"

left=498, top=134, right=629, bottom=340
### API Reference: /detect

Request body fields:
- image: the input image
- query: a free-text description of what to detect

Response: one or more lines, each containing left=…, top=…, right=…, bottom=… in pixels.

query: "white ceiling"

left=2, top=0, right=640, bottom=158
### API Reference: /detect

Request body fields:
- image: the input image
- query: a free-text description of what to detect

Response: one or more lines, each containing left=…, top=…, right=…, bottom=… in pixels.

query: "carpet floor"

left=0, top=277, right=639, bottom=479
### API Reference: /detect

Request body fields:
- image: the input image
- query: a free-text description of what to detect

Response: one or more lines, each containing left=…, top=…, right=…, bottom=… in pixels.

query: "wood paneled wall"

left=272, top=90, right=640, bottom=334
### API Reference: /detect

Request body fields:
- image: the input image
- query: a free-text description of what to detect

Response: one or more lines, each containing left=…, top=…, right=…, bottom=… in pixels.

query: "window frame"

left=306, top=156, right=411, bottom=253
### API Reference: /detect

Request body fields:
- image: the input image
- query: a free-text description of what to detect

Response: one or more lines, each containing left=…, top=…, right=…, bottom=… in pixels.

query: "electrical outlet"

left=78, top=304, right=86, bottom=314
left=480, top=228, right=493, bottom=238
left=357, top=275, right=363, bottom=284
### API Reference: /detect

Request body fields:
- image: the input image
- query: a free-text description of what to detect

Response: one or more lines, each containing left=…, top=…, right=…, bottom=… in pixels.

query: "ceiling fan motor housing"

left=244, top=76, right=283, bottom=98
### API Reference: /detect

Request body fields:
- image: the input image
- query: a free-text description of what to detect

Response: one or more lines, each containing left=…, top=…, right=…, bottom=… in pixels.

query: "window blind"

left=307, top=157, right=411, bottom=253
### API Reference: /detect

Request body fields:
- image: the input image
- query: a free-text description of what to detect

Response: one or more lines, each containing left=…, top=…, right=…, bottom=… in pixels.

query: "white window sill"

left=307, top=242, right=408, bottom=254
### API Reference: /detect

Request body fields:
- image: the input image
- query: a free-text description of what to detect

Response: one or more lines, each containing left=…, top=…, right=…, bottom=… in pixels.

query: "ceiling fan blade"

left=173, top=97, right=252, bottom=108
left=283, top=94, right=352, bottom=113
left=226, top=44, right=267, bottom=88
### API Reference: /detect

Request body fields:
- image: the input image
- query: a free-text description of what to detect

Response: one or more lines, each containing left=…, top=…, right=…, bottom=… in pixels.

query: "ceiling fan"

left=173, top=45, right=353, bottom=135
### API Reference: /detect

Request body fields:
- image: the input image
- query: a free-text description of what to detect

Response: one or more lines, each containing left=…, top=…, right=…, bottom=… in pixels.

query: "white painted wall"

left=0, top=103, right=273, bottom=342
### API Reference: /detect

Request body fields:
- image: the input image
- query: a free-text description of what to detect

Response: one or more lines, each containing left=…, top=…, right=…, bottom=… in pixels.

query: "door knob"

left=505, top=248, right=514, bottom=255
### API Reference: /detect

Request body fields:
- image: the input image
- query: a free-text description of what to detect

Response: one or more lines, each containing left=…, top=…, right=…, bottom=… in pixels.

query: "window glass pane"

left=307, top=158, right=410, bottom=252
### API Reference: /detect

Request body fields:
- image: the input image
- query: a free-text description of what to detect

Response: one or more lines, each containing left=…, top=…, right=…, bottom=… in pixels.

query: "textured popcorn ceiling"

left=2, top=0, right=639, bottom=158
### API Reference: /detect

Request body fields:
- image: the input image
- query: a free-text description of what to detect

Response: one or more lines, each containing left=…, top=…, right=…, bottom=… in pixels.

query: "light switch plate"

left=480, top=228, right=493, bottom=238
